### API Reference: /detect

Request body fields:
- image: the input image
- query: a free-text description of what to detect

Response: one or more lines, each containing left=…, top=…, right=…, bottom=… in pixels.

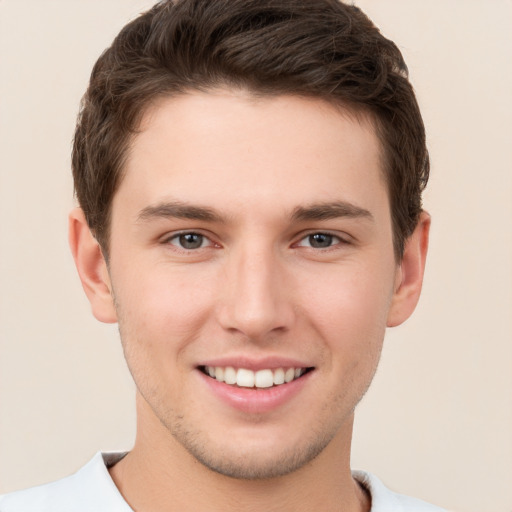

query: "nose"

left=216, top=245, right=295, bottom=341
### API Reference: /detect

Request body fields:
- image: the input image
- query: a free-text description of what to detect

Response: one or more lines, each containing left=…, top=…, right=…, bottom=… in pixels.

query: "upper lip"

left=197, top=356, right=314, bottom=371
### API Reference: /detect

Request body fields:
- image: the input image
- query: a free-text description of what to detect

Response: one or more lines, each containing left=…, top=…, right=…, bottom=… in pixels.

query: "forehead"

left=117, top=89, right=387, bottom=219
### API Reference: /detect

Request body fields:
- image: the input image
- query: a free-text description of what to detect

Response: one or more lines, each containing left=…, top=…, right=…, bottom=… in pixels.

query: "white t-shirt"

left=0, top=452, right=447, bottom=512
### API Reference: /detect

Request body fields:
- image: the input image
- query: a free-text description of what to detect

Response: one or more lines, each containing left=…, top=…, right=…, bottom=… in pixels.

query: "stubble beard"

left=164, top=409, right=337, bottom=480
left=135, top=373, right=365, bottom=481
left=140, top=363, right=378, bottom=481
left=115, top=300, right=381, bottom=482
left=116, top=318, right=341, bottom=480
left=124, top=351, right=375, bottom=481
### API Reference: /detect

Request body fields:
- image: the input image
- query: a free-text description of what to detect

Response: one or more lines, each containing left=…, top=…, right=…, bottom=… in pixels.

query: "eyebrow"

left=290, top=201, right=373, bottom=222
left=137, top=201, right=224, bottom=223
left=137, top=200, right=373, bottom=224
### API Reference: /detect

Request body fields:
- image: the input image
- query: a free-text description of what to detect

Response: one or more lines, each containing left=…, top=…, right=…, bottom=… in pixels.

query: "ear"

left=387, top=211, right=431, bottom=327
left=68, top=207, right=117, bottom=323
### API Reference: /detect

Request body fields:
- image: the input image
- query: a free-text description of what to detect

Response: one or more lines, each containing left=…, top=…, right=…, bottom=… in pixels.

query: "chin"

left=170, top=421, right=335, bottom=480
left=191, top=445, right=326, bottom=480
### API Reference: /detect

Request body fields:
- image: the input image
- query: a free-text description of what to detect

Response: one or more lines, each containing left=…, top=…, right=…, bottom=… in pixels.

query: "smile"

left=200, top=366, right=312, bottom=389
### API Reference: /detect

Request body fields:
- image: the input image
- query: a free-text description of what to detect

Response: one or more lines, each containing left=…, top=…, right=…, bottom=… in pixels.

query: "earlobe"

left=387, top=211, right=431, bottom=328
left=68, top=207, right=117, bottom=323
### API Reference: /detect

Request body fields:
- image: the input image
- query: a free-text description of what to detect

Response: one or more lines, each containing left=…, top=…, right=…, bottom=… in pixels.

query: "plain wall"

left=0, top=1, right=511, bottom=511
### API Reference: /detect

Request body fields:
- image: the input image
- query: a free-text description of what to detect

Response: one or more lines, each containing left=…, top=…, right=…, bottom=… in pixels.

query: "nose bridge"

left=218, top=240, right=293, bottom=339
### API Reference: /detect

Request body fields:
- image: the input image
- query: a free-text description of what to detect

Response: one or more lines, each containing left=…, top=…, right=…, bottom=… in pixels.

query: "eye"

left=296, top=232, right=343, bottom=249
left=168, top=232, right=212, bottom=250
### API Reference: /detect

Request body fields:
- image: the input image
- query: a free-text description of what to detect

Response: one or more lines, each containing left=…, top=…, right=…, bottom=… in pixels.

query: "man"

left=0, top=0, right=445, bottom=510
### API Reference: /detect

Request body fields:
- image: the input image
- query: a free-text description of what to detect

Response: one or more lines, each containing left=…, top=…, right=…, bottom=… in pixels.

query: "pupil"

left=310, top=233, right=332, bottom=248
left=180, top=233, right=203, bottom=249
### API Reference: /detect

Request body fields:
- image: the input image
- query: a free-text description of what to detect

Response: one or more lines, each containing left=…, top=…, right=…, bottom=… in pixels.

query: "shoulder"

left=352, top=470, right=449, bottom=512
left=0, top=452, right=131, bottom=512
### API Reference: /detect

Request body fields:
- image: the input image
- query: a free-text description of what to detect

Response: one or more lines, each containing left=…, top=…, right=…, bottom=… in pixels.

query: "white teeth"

left=203, top=366, right=308, bottom=388
left=224, top=366, right=237, bottom=385
left=215, top=367, right=224, bottom=381
left=254, top=369, right=274, bottom=388
left=236, top=368, right=255, bottom=388
left=284, top=368, right=295, bottom=383
left=273, top=368, right=285, bottom=385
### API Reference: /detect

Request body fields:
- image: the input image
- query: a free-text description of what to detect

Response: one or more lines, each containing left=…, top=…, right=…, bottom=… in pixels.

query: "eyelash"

left=164, top=232, right=217, bottom=251
left=163, top=230, right=349, bottom=252
left=294, top=232, right=347, bottom=250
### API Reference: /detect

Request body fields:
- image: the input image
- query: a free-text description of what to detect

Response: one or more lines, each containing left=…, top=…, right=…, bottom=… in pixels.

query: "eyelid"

left=294, top=230, right=352, bottom=248
left=158, top=229, right=352, bottom=251
left=160, top=230, right=220, bottom=249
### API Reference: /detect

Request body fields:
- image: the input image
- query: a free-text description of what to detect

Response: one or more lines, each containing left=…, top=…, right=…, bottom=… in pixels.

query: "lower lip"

left=198, top=369, right=313, bottom=414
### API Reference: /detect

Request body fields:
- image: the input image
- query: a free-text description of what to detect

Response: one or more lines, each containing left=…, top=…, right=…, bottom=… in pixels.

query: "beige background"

left=1, top=1, right=511, bottom=511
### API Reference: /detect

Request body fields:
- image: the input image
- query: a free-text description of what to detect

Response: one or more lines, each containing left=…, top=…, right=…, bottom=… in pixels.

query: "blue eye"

left=169, top=233, right=209, bottom=250
left=298, top=233, right=341, bottom=249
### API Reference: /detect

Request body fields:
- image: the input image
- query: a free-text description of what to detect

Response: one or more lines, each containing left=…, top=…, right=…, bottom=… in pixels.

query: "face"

left=94, top=90, right=403, bottom=478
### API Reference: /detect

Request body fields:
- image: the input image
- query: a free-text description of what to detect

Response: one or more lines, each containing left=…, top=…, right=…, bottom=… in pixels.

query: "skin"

left=69, top=89, right=430, bottom=512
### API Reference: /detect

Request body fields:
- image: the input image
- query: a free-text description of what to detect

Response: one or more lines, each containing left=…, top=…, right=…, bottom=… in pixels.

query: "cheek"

left=299, top=262, right=395, bottom=352
left=112, top=266, right=217, bottom=359
left=112, top=270, right=218, bottom=406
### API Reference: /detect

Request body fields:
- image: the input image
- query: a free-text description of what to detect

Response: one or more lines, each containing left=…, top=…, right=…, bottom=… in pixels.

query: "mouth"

left=199, top=365, right=314, bottom=389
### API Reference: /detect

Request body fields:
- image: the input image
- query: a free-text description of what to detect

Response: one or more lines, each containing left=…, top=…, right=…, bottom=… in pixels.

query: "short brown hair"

left=72, top=0, right=429, bottom=259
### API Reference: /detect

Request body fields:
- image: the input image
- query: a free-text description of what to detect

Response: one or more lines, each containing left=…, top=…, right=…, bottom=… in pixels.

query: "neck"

left=109, top=396, right=370, bottom=512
